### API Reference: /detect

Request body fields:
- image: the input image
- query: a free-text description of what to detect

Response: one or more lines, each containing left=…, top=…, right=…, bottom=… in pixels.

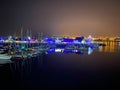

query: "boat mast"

left=26, top=29, right=29, bottom=48
left=21, top=27, right=23, bottom=40
left=21, top=26, right=24, bottom=56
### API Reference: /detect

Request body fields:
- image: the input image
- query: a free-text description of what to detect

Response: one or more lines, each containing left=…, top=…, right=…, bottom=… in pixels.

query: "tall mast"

left=21, top=26, right=24, bottom=56
left=26, top=29, right=30, bottom=48
left=27, top=29, right=29, bottom=38
left=21, top=27, right=23, bottom=40
left=29, top=29, right=32, bottom=38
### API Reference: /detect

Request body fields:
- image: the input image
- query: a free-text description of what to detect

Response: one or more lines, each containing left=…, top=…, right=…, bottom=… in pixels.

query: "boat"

left=0, top=47, right=8, bottom=54
left=10, top=52, right=27, bottom=61
left=0, top=54, right=12, bottom=64
left=0, top=54, right=12, bottom=60
left=0, top=50, right=5, bottom=54
left=11, top=54, right=25, bottom=61
left=27, top=52, right=37, bottom=58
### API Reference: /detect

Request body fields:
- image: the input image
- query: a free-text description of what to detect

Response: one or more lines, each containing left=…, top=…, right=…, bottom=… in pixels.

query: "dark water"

left=0, top=42, right=120, bottom=90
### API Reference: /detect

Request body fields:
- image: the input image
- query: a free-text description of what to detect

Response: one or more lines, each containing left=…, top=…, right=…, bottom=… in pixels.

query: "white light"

left=73, top=50, right=78, bottom=52
left=55, top=49, right=62, bottom=52
left=28, top=36, right=31, bottom=40
left=88, top=47, right=93, bottom=55
left=88, top=35, right=92, bottom=39
left=81, top=40, right=86, bottom=44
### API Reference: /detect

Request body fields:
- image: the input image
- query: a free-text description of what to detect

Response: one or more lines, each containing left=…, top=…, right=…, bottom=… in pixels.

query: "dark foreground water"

left=0, top=42, right=120, bottom=90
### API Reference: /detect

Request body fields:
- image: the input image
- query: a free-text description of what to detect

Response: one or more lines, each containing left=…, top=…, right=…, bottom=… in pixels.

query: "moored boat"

left=0, top=54, right=12, bottom=60
left=11, top=54, right=24, bottom=61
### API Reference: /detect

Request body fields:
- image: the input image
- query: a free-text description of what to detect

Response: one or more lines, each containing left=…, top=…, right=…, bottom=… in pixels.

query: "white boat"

left=0, top=48, right=7, bottom=54
left=0, top=54, right=12, bottom=60
left=0, top=50, right=4, bottom=54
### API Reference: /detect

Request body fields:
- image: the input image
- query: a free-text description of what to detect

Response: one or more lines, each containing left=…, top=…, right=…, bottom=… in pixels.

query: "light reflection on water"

left=98, top=41, right=120, bottom=53
left=47, top=41, right=120, bottom=55
left=0, top=41, right=120, bottom=89
left=0, top=41, right=120, bottom=65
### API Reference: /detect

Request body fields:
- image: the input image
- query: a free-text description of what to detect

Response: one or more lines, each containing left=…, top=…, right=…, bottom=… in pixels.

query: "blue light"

left=47, top=48, right=55, bottom=53
left=63, top=49, right=73, bottom=53
left=0, top=38, right=5, bottom=42
left=73, top=40, right=80, bottom=44
left=88, top=47, right=93, bottom=55
left=63, top=38, right=73, bottom=43
left=27, top=39, right=30, bottom=43
left=55, top=38, right=62, bottom=43
left=44, top=37, right=55, bottom=43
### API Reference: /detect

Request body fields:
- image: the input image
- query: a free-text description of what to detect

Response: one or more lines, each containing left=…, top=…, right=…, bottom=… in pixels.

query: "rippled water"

left=0, top=41, right=120, bottom=89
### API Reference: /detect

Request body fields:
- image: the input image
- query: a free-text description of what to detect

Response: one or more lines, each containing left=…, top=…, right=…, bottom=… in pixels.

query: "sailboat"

left=0, top=46, right=12, bottom=60
left=0, top=53, right=12, bottom=64
left=10, top=27, right=27, bottom=61
left=10, top=53, right=27, bottom=61
left=0, top=54, right=12, bottom=60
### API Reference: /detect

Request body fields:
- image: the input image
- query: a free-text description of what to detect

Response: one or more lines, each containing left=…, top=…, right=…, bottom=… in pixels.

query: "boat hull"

left=0, top=54, right=12, bottom=60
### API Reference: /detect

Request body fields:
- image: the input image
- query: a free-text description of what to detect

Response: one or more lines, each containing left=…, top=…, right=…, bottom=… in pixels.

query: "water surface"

left=0, top=41, right=120, bottom=89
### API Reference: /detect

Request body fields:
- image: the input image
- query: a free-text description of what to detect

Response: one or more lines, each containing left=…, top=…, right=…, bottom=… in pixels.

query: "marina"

left=0, top=37, right=119, bottom=65
left=0, top=40, right=120, bottom=89
left=0, top=35, right=109, bottom=62
left=1, top=0, right=120, bottom=89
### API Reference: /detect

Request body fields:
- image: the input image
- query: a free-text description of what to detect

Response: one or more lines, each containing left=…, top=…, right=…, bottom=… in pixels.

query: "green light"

left=21, top=45, right=26, bottom=50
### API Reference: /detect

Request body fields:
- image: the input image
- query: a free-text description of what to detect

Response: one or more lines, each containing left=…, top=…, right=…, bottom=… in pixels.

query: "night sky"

left=0, top=0, right=120, bottom=37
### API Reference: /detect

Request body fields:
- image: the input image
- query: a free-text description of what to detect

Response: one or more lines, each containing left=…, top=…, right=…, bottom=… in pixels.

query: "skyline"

left=0, top=0, right=120, bottom=37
